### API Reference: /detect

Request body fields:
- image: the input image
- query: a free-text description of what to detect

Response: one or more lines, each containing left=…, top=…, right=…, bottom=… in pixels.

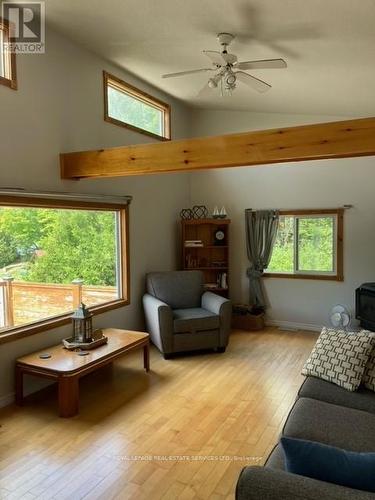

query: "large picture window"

left=0, top=195, right=129, bottom=342
left=265, top=209, right=343, bottom=281
left=103, top=71, right=171, bottom=140
left=0, top=18, right=17, bottom=90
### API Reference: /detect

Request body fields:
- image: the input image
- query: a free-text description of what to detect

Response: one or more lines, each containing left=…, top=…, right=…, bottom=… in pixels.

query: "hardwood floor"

left=0, top=328, right=317, bottom=499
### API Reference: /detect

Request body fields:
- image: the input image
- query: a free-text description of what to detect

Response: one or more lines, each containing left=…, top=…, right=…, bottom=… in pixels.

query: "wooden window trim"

left=264, top=208, right=344, bottom=282
left=103, top=71, right=171, bottom=141
left=0, top=18, right=17, bottom=90
left=0, top=196, right=130, bottom=345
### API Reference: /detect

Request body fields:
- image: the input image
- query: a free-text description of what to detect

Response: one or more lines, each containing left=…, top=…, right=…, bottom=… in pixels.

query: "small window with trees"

left=0, top=195, right=129, bottom=341
left=265, top=209, right=343, bottom=281
left=103, top=71, right=170, bottom=140
left=0, top=19, right=17, bottom=89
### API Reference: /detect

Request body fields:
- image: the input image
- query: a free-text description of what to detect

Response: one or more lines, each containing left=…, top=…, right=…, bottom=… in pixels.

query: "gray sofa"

left=143, top=271, right=231, bottom=358
left=236, top=376, right=375, bottom=499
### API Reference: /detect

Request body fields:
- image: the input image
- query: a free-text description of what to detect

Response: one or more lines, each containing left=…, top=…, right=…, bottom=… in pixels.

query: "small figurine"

left=219, top=206, right=227, bottom=219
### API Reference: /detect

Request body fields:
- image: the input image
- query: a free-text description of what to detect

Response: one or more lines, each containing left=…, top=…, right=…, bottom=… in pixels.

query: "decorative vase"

left=220, top=272, right=228, bottom=289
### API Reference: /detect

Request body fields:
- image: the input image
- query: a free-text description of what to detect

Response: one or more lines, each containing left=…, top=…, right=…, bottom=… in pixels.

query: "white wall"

left=189, top=109, right=346, bottom=138
left=0, top=27, right=191, bottom=404
left=190, top=157, right=375, bottom=330
left=189, top=110, right=375, bottom=330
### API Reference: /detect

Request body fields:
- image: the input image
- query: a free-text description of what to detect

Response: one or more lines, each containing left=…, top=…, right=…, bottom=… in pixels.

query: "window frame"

left=0, top=195, right=130, bottom=345
left=264, top=208, right=344, bottom=281
left=103, top=70, right=171, bottom=141
left=0, top=18, right=17, bottom=90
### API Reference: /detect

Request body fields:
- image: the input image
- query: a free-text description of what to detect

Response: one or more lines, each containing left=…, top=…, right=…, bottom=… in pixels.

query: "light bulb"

left=226, top=73, right=236, bottom=86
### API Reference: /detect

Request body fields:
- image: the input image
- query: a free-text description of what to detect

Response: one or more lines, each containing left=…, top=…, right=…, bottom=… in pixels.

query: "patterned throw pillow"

left=302, top=327, right=375, bottom=391
left=363, top=347, right=375, bottom=392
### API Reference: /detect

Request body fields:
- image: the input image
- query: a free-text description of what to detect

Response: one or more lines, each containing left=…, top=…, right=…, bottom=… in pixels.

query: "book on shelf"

left=204, top=283, right=219, bottom=290
left=211, top=260, right=227, bottom=267
left=184, top=240, right=204, bottom=247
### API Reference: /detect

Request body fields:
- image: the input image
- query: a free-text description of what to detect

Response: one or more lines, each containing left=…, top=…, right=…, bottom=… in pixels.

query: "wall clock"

left=214, top=229, right=226, bottom=245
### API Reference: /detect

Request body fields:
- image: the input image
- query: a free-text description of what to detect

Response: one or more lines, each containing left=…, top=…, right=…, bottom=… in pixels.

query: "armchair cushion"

left=146, top=271, right=203, bottom=310
left=173, top=308, right=220, bottom=333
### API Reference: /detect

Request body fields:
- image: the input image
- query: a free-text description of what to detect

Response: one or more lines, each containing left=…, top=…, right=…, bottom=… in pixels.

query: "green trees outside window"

left=267, top=215, right=336, bottom=275
left=0, top=207, right=118, bottom=286
left=108, top=86, right=163, bottom=137
left=104, top=71, right=170, bottom=140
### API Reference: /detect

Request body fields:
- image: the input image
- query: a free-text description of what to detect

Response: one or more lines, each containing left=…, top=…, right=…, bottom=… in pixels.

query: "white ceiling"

left=45, top=0, right=375, bottom=116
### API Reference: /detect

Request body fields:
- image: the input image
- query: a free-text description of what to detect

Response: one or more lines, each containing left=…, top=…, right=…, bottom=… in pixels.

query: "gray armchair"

left=143, top=271, right=231, bottom=358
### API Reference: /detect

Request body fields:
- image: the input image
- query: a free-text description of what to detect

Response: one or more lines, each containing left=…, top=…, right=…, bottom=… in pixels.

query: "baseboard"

left=266, top=319, right=322, bottom=333
left=0, top=392, right=15, bottom=408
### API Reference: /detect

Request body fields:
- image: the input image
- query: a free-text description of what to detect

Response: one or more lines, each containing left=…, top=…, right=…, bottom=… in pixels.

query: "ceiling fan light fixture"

left=208, top=78, right=218, bottom=88
left=208, top=73, right=222, bottom=88
left=161, top=32, right=287, bottom=97
left=226, top=73, right=236, bottom=86
left=222, top=72, right=236, bottom=92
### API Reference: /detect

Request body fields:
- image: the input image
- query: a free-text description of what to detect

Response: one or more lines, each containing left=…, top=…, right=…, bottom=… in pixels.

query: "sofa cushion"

left=283, top=397, right=375, bottom=452
left=280, top=436, right=375, bottom=493
left=173, top=308, right=220, bottom=333
left=146, top=271, right=203, bottom=309
left=301, top=327, right=375, bottom=391
left=236, top=466, right=375, bottom=500
left=299, top=376, right=375, bottom=415
left=363, top=348, right=375, bottom=392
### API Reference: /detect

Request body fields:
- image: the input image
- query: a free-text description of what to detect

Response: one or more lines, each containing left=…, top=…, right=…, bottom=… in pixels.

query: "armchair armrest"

left=201, top=292, right=232, bottom=347
left=202, top=291, right=230, bottom=315
left=142, top=294, right=173, bottom=354
left=236, top=467, right=374, bottom=500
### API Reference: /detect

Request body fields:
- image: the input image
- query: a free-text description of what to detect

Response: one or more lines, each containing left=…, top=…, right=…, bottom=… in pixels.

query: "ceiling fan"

left=162, top=33, right=287, bottom=96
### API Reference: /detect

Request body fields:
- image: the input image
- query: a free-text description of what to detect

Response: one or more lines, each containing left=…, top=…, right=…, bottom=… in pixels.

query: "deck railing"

left=0, top=278, right=117, bottom=330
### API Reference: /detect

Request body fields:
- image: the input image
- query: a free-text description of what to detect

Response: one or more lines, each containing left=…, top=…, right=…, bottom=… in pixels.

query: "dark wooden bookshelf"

left=181, top=218, right=230, bottom=297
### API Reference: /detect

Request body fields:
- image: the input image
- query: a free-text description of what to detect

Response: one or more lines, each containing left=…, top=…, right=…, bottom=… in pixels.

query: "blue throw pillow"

left=280, top=436, right=375, bottom=493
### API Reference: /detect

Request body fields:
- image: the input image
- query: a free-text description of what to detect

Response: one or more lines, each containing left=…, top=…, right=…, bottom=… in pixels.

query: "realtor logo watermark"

left=2, top=2, right=45, bottom=53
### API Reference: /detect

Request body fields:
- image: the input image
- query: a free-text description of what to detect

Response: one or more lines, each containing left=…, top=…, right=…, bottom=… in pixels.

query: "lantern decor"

left=72, top=303, right=93, bottom=342
left=62, top=303, right=108, bottom=350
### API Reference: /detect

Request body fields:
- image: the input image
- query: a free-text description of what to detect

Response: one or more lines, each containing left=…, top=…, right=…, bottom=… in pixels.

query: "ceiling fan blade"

left=202, top=50, right=225, bottom=66
left=235, top=58, right=287, bottom=70
left=235, top=71, right=271, bottom=93
left=162, top=68, right=214, bottom=79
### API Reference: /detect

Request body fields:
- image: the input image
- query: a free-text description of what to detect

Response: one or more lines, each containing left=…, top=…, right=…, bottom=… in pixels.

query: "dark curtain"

left=245, top=209, right=279, bottom=308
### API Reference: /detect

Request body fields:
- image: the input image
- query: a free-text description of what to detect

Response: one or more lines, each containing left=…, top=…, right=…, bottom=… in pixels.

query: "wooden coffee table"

left=15, top=328, right=150, bottom=417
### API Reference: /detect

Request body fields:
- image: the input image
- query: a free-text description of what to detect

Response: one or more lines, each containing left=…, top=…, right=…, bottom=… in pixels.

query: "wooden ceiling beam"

left=60, top=117, right=375, bottom=179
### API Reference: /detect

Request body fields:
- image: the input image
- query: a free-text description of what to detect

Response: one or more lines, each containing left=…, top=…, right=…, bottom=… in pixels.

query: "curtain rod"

left=246, top=205, right=353, bottom=211
left=0, top=188, right=132, bottom=205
